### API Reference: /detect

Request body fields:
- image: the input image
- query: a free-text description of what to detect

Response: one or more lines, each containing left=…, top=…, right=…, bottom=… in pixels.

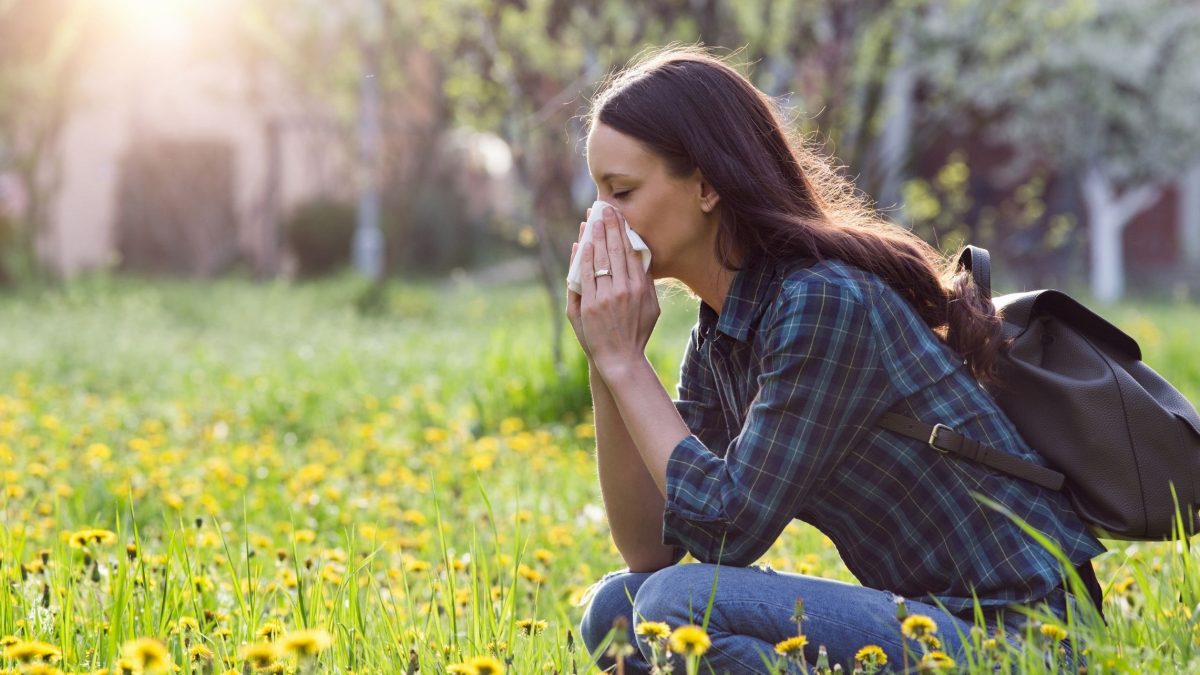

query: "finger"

left=603, top=206, right=629, bottom=283
left=580, top=239, right=597, bottom=299
left=578, top=220, right=586, bottom=242
left=591, top=216, right=612, bottom=285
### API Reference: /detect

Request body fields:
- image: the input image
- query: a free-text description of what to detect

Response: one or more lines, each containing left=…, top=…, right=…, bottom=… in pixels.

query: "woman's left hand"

left=577, top=206, right=660, bottom=377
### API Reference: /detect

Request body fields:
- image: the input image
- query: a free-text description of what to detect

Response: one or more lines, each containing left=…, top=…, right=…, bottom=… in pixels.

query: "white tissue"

left=566, top=200, right=652, bottom=294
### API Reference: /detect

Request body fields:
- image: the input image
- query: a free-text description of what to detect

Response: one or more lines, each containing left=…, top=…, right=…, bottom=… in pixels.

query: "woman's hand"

left=566, top=217, right=594, bottom=359
left=570, top=206, right=660, bottom=376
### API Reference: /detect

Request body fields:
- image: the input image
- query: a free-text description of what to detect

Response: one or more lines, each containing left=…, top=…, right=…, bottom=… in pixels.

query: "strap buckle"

left=928, top=423, right=954, bottom=454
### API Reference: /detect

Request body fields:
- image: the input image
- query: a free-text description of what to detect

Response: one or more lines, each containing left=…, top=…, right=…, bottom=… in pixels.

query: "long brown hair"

left=587, top=46, right=1003, bottom=383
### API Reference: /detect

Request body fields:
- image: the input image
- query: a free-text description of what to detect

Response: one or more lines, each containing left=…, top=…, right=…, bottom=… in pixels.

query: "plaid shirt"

left=664, top=257, right=1105, bottom=614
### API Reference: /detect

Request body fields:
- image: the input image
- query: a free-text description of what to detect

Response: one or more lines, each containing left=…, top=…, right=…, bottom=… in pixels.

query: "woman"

left=566, top=47, right=1104, bottom=673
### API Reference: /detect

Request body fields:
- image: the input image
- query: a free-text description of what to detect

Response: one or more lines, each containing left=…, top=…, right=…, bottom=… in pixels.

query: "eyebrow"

left=600, top=172, right=633, bottom=182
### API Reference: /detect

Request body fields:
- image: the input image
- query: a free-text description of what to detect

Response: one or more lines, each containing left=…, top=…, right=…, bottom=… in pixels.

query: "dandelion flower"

left=68, top=529, right=117, bottom=549
left=635, top=621, right=670, bottom=642
left=467, top=655, right=505, bottom=674
left=774, top=634, right=808, bottom=658
left=447, top=664, right=479, bottom=675
left=19, top=664, right=62, bottom=675
left=900, top=614, right=938, bottom=640
left=280, top=629, right=333, bottom=658
left=240, top=642, right=279, bottom=669
left=668, top=625, right=711, bottom=657
left=121, top=638, right=170, bottom=674
left=4, top=640, right=61, bottom=663
left=855, top=644, right=888, bottom=669
left=516, top=619, right=547, bottom=636
left=256, top=622, right=283, bottom=641
left=1040, top=623, right=1068, bottom=642
left=189, top=644, right=214, bottom=663
left=917, top=650, right=956, bottom=672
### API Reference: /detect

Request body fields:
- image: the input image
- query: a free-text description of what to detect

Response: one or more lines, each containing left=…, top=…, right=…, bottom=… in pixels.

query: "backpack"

left=877, top=245, right=1200, bottom=542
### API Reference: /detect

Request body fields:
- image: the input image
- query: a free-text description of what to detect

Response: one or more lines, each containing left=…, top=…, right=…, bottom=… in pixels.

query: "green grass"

left=0, top=275, right=1197, bottom=673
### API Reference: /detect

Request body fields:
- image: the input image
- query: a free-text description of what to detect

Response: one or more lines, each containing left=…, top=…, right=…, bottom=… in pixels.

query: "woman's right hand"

left=566, top=217, right=592, bottom=360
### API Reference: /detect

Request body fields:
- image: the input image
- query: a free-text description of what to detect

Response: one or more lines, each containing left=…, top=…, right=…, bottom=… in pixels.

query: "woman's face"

left=585, top=122, right=718, bottom=281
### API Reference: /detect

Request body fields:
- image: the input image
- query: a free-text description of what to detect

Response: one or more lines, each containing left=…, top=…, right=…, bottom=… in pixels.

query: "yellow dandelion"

left=533, top=549, right=554, bottom=565
left=467, top=655, right=505, bottom=674
left=279, top=629, right=333, bottom=658
left=121, top=638, right=171, bottom=674
left=635, top=621, right=671, bottom=642
left=240, top=642, right=279, bottom=669
left=256, top=622, right=283, bottom=641
left=1040, top=623, right=1069, bottom=642
left=917, top=650, right=956, bottom=672
left=854, top=644, right=888, bottom=668
left=4, top=640, right=62, bottom=663
left=189, top=644, right=214, bottom=663
left=68, top=528, right=117, bottom=549
left=516, top=619, right=547, bottom=635
left=900, top=614, right=938, bottom=640
left=668, top=625, right=711, bottom=657
left=774, top=634, right=808, bottom=658
left=446, top=665, right=479, bottom=675
left=177, top=616, right=200, bottom=633
left=920, top=634, right=942, bottom=650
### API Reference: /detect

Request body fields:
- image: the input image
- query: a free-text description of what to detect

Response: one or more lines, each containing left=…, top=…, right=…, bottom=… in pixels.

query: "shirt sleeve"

left=673, top=323, right=735, bottom=455
left=662, top=281, right=891, bottom=565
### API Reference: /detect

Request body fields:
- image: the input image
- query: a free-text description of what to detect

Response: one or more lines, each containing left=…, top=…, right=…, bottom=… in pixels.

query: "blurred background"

left=1, top=0, right=1199, bottom=305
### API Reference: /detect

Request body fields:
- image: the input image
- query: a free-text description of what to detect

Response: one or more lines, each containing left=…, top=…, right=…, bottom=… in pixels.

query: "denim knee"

left=579, top=570, right=648, bottom=655
left=632, top=563, right=718, bottom=627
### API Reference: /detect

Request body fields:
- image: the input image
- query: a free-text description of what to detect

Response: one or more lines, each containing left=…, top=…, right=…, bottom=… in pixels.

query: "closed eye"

left=612, top=190, right=633, bottom=200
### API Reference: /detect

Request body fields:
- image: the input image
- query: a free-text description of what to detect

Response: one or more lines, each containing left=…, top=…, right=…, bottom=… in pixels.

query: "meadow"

left=1, top=274, right=1198, bottom=674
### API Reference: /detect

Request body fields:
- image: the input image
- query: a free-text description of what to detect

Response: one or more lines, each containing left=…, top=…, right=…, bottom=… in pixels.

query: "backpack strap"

left=877, top=413, right=1066, bottom=491
left=957, top=245, right=992, bottom=300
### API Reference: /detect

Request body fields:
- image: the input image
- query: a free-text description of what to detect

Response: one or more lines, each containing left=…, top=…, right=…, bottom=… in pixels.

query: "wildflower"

left=605, top=616, right=635, bottom=660
left=635, top=621, right=671, bottom=642
left=774, top=634, right=808, bottom=658
left=121, top=638, right=171, bottom=674
left=981, top=637, right=999, bottom=652
left=189, top=644, right=214, bottom=663
left=668, top=625, right=711, bottom=657
left=280, top=629, right=333, bottom=658
left=256, top=622, right=283, bottom=641
left=4, top=640, right=61, bottom=663
left=1040, top=623, right=1069, bottom=642
left=893, top=595, right=908, bottom=621
left=517, top=619, right=547, bottom=636
left=447, top=665, right=479, bottom=675
left=900, top=614, right=938, bottom=640
left=68, top=528, right=117, bottom=549
left=917, top=650, right=956, bottom=672
left=854, top=644, right=888, bottom=670
left=177, top=616, right=200, bottom=633
left=240, top=642, right=279, bottom=669
left=467, top=655, right=504, bottom=674
left=919, top=634, right=942, bottom=651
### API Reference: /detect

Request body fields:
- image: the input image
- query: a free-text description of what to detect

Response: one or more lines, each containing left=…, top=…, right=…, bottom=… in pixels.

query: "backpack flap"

left=989, top=289, right=1200, bottom=539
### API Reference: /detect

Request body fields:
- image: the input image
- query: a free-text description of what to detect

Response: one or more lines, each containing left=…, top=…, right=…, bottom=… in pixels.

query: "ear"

left=694, top=170, right=720, bottom=213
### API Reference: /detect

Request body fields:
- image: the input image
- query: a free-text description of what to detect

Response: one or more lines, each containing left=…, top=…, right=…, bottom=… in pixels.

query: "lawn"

left=0, top=274, right=1197, bottom=673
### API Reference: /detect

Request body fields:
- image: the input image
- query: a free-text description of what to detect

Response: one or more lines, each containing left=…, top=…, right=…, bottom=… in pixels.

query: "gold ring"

left=594, top=269, right=612, bottom=278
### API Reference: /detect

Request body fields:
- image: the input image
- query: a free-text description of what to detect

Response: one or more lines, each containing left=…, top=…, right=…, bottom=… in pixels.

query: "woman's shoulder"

left=772, top=257, right=882, bottom=308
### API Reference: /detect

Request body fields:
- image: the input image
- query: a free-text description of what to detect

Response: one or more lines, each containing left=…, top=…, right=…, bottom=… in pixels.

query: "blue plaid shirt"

left=664, top=257, right=1105, bottom=614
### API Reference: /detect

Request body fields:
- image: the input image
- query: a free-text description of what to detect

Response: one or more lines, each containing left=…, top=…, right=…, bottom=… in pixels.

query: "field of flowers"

left=1, top=275, right=1198, bottom=674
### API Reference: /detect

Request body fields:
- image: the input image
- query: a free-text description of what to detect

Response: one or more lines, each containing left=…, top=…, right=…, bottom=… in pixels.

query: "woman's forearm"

left=590, top=362, right=680, bottom=572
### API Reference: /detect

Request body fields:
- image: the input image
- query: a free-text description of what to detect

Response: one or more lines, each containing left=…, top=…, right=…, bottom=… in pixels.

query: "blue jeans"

left=579, top=564, right=1079, bottom=674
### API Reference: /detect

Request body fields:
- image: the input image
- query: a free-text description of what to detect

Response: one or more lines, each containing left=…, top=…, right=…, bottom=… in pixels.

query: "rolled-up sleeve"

left=662, top=282, right=891, bottom=565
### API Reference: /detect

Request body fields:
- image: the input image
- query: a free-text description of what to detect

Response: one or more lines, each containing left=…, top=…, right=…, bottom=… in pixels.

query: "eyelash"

left=612, top=190, right=632, bottom=199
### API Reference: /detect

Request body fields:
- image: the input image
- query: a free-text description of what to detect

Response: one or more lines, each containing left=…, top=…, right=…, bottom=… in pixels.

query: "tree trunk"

left=874, top=14, right=916, bottom=213
left=1081, top=166, right=1161, bottom=303
left=1181, top=163, right=1200, bottom=267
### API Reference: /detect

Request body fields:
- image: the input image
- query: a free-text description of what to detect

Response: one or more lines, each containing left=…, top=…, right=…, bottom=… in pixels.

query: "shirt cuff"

left=662, top=434, right=732, bottom=560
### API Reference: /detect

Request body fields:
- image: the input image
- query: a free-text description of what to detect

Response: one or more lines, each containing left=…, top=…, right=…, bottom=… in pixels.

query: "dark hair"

left=587, top=46, right=1003, bottom=383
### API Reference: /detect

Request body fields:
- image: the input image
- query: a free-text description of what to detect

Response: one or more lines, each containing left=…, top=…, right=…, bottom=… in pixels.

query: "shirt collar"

left=699, top=258, right=781, bottom=343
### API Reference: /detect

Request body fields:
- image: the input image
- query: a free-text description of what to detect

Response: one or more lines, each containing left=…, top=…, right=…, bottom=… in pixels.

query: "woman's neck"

left=676, top=256, right=739, bottom=316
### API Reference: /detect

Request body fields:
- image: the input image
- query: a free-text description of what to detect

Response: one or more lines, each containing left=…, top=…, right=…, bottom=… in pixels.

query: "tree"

left=0, top=0, right=91, bottom=282
left=916, top=0, right=1200, bottom=301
